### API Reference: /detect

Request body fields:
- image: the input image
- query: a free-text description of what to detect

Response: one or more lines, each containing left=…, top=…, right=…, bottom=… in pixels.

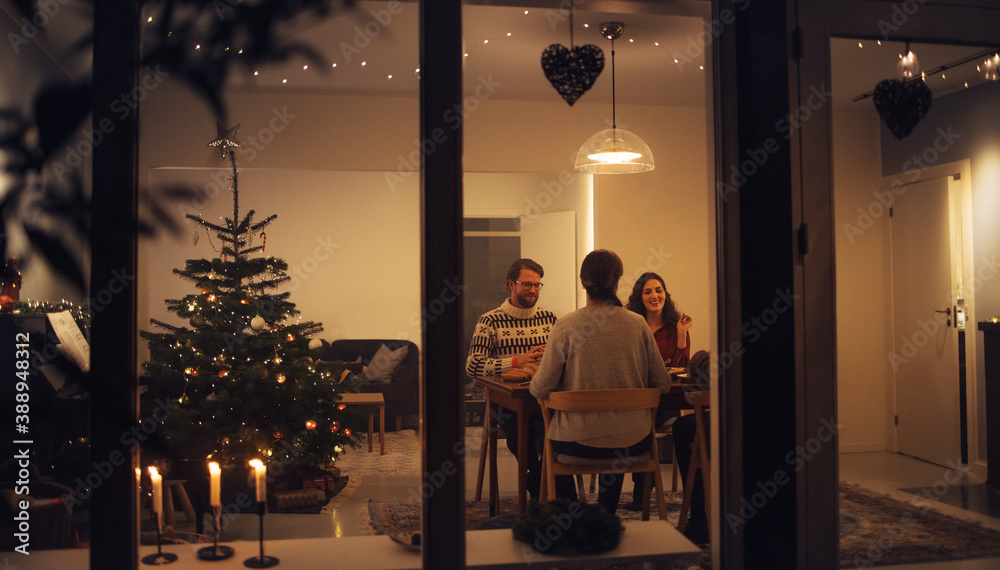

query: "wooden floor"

left=151, top=430, right=1000, bottom=568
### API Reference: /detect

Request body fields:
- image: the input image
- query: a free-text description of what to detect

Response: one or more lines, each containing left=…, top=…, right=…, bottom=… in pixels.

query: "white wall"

left=137, top=84, right=715, bottom=364
left=875, top=81, right=1000, bottom=469
left=833, top=108, right=893, bottom=452
left=144, top=168, right=422, bottom=344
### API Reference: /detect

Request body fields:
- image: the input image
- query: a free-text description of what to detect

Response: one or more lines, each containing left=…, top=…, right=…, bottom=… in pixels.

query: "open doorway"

left=832, top=36, right=1000, bottom=525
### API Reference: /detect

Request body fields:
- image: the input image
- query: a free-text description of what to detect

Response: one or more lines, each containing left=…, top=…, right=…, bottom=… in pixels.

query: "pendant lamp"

left=574, top=22, right=654, bottom=174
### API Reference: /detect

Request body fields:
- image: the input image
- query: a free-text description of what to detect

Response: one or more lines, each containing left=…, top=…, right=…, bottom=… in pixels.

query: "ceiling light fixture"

left=983, top=53, right=999, bottom=81
left=574, top=22, right=654, bottom=174
left=896, top=43, right=919, bottom=78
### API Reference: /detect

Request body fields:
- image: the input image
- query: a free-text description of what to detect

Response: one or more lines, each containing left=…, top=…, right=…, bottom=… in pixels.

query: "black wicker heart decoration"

left=541, top=44, right=604, bottom=106
left=872, top=79, right=933, bottom=140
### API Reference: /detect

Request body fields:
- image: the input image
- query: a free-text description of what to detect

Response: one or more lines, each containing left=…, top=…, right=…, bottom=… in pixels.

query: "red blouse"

left=653, top=325, right=691, bottom=367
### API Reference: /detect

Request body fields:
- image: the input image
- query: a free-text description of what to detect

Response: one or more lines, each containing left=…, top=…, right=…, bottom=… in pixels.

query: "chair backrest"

left=540, top=388, right=661, bottom=415
left=689, top=390, right=710, bottom=421
left=537, top=388, right=669, bottom=520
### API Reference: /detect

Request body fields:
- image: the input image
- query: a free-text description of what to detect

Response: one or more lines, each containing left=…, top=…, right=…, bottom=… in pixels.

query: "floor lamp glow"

left=574, top=22, right=654, bottom=174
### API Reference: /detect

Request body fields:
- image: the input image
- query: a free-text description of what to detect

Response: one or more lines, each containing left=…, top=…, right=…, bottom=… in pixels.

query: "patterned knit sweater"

left=465, top=299, right=557, bottom=379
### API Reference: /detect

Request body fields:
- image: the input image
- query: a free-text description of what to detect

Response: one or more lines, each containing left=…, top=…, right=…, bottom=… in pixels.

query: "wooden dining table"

left=474, top=373, right=704, bottom=516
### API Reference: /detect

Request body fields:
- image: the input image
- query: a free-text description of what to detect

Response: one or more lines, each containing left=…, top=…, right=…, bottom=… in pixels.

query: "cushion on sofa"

left=363, top=343, right=409, bottom=383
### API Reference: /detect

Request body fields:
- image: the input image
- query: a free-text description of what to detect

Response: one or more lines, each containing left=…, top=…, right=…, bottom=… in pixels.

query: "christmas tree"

left=141, top=124, right=363, bottom=477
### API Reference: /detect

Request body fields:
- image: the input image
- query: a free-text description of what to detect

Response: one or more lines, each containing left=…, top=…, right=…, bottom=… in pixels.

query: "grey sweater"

left=529, top=303, right=672, bottom=447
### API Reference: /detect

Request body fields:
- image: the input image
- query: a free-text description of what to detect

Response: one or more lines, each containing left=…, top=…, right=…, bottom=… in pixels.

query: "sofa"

left=321, top=339, right=419, bottom=431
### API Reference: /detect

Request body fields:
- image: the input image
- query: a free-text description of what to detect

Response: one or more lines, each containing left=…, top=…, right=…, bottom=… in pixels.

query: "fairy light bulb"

left=984, top=53, right=999, bottom=81
left=897, top=47, right=919, bottom=79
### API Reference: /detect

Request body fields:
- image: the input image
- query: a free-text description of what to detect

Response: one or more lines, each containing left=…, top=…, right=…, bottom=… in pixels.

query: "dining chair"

left=677, top=389, right=711, bottom=534
left=474, top=390, right=491, bottom=502
left=537, top=388, right=668, bottom=521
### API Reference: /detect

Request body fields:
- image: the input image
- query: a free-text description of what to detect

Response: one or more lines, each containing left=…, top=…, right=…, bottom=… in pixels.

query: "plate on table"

left=389, top=531, right=421, bottom=551
left=668, top=367, right=687, bottom=375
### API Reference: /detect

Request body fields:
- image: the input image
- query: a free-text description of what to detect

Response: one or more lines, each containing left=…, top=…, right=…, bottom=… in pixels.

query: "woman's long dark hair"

left=626, top=272, right=680, bottom=326
left=580, top=249, right=623, bottom=304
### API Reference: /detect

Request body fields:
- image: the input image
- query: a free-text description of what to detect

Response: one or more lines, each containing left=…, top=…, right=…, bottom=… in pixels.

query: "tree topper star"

left=207, top=123, right=242, bottom=158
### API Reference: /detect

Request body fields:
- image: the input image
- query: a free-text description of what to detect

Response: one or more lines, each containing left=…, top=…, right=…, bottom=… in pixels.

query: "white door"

left=520, top=211, right=576, bottom=318
left=892, top=176, right=961, bottom=467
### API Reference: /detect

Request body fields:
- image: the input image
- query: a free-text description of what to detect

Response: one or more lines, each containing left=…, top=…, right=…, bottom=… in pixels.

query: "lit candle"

left=148, top=466, right=163, bottom=524
left=250, top=459, right=266, bottom=502
left=135, top=467, right=141, bottom=525
left=209, top=462, right=221, bottom=507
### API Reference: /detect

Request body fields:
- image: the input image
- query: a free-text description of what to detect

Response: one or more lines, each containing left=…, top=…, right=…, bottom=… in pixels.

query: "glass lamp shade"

left=574, top=128, right=654, bottom=174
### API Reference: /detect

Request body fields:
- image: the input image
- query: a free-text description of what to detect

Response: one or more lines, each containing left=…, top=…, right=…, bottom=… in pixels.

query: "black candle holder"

left=197, top=506, right=235, bottom=561
left=243, top=501, right=279, bottom=568
left=141, top=510, right=178, bottom=565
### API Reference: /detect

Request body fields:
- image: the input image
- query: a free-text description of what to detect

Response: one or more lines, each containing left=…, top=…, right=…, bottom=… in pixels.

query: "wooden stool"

left=677, top=390, right=711, bottom=534
left=339, top=393, right=386, bottom=454
left=162, top=479, right=196, bottom=527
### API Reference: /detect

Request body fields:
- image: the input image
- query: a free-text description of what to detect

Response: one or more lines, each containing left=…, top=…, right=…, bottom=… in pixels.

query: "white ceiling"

left=236, top=1, right=999, bottom=111
left=830, top=37, right=999, bottom=109
left=239, top=1, right=712, bottom=107
left=5, top=1, right=997, bottom=111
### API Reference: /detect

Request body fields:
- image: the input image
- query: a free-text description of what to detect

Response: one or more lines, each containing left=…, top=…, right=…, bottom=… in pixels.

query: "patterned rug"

left=839, top=482, right=1000, bottom=567
left=332, top=428, right=421, bottom=476
left=364, top=491, right=686, bottom=535
left=365, top=491, right=709, bottom=570
left=320, top=429, right=421, bottom=515
left=362, top=483, right=1000, bottom=567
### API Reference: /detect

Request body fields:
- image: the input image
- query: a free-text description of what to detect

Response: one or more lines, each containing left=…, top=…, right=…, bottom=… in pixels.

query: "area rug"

left=364, top=491, right=685, bottom=535
left=362, top=483, right=1000, bottom=567
left=839, top=482, right=1000, bottom=567
left=319, top=429, right=421, bottom=515
left=366, top=491, right=707, bottom=570
left=331, top=429, right=421, bottom=477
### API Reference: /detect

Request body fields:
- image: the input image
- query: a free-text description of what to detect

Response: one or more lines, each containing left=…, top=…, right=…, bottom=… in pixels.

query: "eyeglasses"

left=516, top=280, right=544, bottom=291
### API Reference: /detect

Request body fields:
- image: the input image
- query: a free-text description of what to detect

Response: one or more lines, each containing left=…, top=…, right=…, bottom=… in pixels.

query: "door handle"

left=935, top=307, right=952, bottom=327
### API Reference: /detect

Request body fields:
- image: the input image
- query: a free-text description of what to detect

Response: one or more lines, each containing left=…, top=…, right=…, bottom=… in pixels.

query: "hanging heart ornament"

left=872, top=79, right=933, bottom=140
left=541, top=44, right=604, bottom=106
